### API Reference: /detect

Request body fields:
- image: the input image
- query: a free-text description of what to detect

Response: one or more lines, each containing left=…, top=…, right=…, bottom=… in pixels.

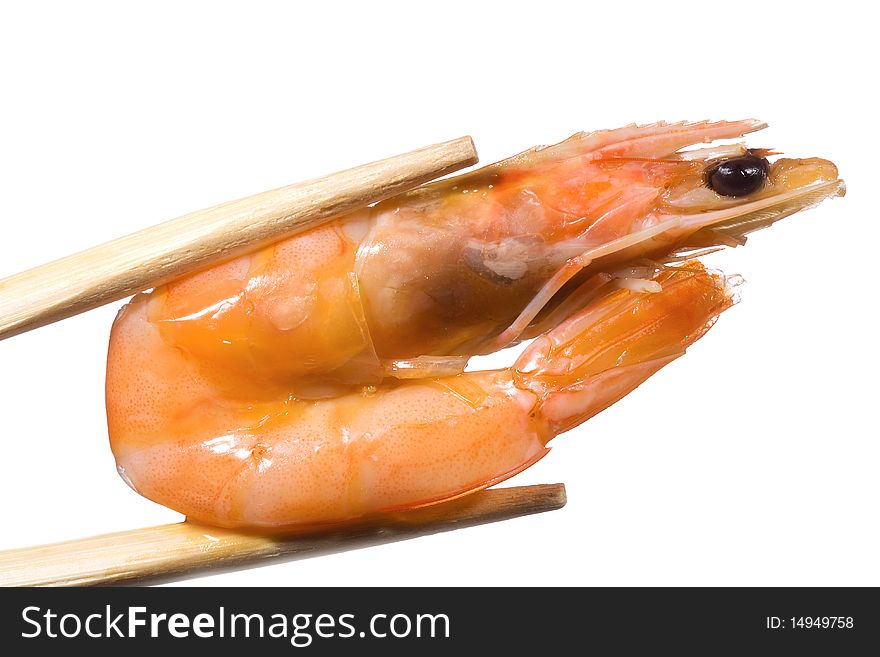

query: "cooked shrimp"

left=106, top=121, right=844, bottom=528
left=136, top=121, right=842, bottom=399
left=107, top=261, right=735, bottom=528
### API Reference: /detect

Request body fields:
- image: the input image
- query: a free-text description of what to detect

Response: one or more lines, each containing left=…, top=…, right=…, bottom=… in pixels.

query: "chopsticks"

left=0, top=135, right=568, bottom=586
left=0, top=484, right=566, bottom=586
left=0, top=136, right=477, bottom=341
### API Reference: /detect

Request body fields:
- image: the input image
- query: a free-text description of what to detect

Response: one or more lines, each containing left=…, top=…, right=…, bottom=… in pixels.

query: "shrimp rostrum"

left=106, top=121, right=843, bottom=528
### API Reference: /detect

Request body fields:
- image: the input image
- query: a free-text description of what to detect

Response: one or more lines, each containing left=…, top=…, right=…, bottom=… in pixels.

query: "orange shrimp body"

left=105, top=121, right=843, bottom=528
left=108, top=262, right=733, bottom=528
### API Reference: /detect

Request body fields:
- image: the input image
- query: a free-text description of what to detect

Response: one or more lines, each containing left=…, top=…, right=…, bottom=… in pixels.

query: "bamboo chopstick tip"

left=461, top=135, right=478, bottom=164
left=548, top=483, right=567, bottom=509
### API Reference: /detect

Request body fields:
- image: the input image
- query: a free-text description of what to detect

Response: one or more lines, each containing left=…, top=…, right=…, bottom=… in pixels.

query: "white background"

left=0, top=1, right=876, bottom=586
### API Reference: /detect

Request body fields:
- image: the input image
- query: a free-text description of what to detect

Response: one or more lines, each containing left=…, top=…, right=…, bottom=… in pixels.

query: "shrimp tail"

left=512, top=261, right=738, bottom=437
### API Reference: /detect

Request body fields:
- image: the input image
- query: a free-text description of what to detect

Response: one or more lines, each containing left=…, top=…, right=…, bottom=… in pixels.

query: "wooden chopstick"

left=0, top=483, right=566, bottom=587
left=0, top=136, right=477, bottom=341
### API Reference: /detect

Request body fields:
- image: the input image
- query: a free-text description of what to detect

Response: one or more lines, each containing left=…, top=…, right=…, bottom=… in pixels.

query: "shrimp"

left=133, top=121, right=842, bottom=400
left=105, top=120, right=844, bottom=528
left=107, top=261, right=735, bottom=528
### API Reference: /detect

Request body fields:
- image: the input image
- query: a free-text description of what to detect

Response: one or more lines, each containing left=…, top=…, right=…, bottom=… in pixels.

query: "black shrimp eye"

left=706, top=155, right=770, bottom=197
